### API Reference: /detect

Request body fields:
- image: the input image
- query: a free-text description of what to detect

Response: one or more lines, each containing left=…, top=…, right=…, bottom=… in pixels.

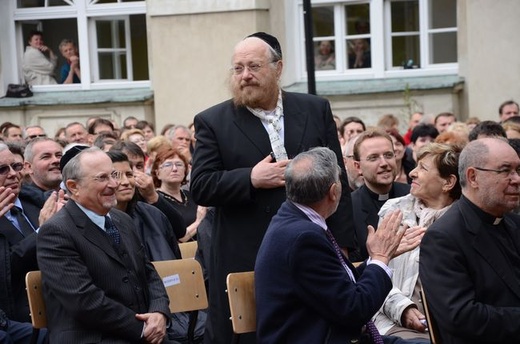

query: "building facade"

left=0, top=0, right=518, bottom=135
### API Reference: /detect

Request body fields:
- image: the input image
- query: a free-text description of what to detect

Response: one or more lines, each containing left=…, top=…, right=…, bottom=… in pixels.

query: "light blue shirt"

left=75, top=202, right=110, bottom=232
left=292, top=201, right=392, bottom=279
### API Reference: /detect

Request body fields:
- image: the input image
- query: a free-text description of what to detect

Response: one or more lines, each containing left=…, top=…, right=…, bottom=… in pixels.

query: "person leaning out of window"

left=22, top=30, right=58, bottom=86
left=58, top=39, right=81, bottom=84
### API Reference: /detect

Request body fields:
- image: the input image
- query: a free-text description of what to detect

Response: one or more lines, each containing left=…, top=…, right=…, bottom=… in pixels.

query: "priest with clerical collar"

left=420, top=137, right=520, bottom=344
left=350, top=129, right=411, bottom=262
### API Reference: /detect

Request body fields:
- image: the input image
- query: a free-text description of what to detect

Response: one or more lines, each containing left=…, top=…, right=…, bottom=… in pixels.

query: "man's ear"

left=328, top=182, right=339, bottom=201
left=24, top=161, right=33, bottom=174
left=467, top=168, right=478, bottom=188
left=353, top=160, right=362, bottom=175
left=66, top=179, right=78, bottom=196
left=275, top=60, right=283, bottom=79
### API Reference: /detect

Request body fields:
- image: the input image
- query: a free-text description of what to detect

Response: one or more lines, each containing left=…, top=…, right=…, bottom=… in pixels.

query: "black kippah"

left=60, top=145, right=89, bottom=172
left=247, top=32, right=282, bottom=59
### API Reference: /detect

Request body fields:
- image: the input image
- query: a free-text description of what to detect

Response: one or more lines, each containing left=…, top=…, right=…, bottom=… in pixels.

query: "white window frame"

left=12, top=0, right=148, bottom=91
left=294, top=0, right=458, bottom=82
left=89, top=16, right=133, bottom=82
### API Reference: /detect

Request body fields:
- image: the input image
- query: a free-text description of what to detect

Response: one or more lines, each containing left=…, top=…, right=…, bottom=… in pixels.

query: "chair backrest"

left=226, top=271, right=256, bottom=335
left=420, top=285, right=440, bottom=344
left=152, top=259, right=208, bottom=313
left=25, top=271, right=47, bottom=329
left=179, top=241, right=198, bottom=259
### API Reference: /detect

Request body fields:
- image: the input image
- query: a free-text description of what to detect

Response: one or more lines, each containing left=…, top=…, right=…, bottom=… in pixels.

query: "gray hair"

left=0, top=143, right=9, bottom=154
left=62, top=147, right=102, bottom=192
left=22, top=125, right=45, bottom=139
left=458, top=140, right=489, bottom=188
left=24, top=137, right=59, bottom=163
left=285, top=147, right=340, bottom=205
left=166, top=125, right=190, bottom=140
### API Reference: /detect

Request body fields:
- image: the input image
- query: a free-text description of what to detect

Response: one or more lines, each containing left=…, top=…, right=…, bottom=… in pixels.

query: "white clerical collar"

left=378, top=193, right=390, bottom=201
left=493, top=217, right=503, bottom=225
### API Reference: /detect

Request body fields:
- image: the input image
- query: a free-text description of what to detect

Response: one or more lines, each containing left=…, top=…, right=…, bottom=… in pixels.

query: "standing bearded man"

left=190, top=32, right=355, bottom=344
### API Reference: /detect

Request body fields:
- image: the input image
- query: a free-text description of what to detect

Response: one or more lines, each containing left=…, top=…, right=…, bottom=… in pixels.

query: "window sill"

left=0, top=88, right=153, bottom=108
left=283, top=74, right=464, bottom=96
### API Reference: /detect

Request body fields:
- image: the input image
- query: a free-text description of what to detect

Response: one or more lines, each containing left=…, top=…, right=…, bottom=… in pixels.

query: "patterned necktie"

left=324, top=229, right=384, bottom=344
left=247, top=91, right=288, bottom=161
left=10, top=206, right=35, bottom=237
left=104, top=216, right=120, bottom=247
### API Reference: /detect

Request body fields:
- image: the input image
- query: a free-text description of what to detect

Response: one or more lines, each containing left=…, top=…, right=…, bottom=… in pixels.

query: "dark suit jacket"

left=420, top=196, right=520, bottom=344
left=37, top=201, right=170, bottom=343
left=255, top=201, right=392, bottom=343
left=190, top=92, right=354, bottom=343
left=0, top=199, right=40, bottom=322
left=350, top=182, right=410, bottom=261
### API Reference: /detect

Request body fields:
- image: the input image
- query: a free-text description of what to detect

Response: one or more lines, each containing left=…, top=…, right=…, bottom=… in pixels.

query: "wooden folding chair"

left=420, top=284, right=440, bottom=344
left=179, top=241, right=198, bottom=259
left=25, top=271, right=46, bottom=344
left=152, top=259, right=208, bottom=344
left=226, top=271, right=256, bottom=344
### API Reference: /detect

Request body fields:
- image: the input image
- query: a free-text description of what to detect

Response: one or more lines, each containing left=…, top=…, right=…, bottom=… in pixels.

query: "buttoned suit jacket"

left=351, top=182, right=410, bottom=261
left=0, top=198, right=40, bottom=322
left=419, top=197, right=520, bottom=344
left=255, top=201, right=392, bottom=343
left=37, top=200, right=170, bottom=343
left=190, top=91, right=354, bottom=343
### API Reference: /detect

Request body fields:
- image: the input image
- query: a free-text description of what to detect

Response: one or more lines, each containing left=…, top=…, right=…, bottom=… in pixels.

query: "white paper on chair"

left=163, top=274, right=180, bottom=287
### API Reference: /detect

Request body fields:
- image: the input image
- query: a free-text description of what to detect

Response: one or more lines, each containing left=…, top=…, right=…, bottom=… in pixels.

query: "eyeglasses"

left=0, top=162, right=23, bottom=175
left=230, top=62, right=275, bottom=75
left=160, top=161, right=185, bottom=170
left=363, top=152, right=395, bottom=163
left=474, top=166, right=520, bottom=178
left=27, top=134, right=47, bottom=140
left=91, top=171, right=122, bottom=183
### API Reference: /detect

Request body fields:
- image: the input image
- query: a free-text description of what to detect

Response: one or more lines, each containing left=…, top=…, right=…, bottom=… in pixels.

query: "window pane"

left=98, top=53, right=113, bottom=79
left=18, top=0, right=44, bottom=7
left=345, top=3, right=370, bottom=36
left=118, top=20, right=126, bottom=48
left=392, top=35, right=420, bottom=68
left=346, top=39, right=371, bottom=69
left=96, top=20, right=126, bottom=49
left=315, top=40, right=336, bottom=70
left=98, top=52, right=127, bottom=79
left=48, top=0, right=68, bottom=6
left=96, top=21, right=114, bottom=48
left=312, top=7, right=334, bottom=37
left=130, top=14, right=149, bottom=80
left=18, top=0, right=69, bottom=7
left=20, top=19, right=79, bottom=84
left=430, top=0, right=456, bottom=29
left=430, top=32, right=457, bottom=63
left=391, top=0, right=419, bottom=32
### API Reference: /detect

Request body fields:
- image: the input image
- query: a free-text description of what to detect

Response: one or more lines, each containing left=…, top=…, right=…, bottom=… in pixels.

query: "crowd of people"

left=2, top=30, right=520, bottom=344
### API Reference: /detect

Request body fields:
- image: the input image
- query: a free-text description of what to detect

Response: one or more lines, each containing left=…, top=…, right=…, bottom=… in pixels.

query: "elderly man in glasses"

left=37, top=147, right=171, bottom=343
left=22, top=125, right=47, bottom=142
left=420, top=137, right=520, bottom=343
left=0, top=143, right=63, bottom=323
